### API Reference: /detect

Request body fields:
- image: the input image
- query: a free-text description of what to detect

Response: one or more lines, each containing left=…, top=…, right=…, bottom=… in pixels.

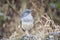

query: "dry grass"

left=1, top=0, right=60, bottom=40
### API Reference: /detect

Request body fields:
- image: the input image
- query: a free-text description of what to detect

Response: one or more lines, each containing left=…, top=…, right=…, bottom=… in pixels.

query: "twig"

left=6, top=0, right=20, bottom=16
left=30, top=0, right=41, bottom=12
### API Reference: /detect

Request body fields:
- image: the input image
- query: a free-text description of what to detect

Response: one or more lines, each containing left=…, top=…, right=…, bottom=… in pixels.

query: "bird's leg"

left=28, top=29, right=32, bottom=35
left=25, top=30, right=30, bottom=37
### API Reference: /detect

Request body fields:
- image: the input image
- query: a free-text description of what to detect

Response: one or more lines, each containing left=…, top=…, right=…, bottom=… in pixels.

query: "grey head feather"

left=22, top=9, right=32, bottom=18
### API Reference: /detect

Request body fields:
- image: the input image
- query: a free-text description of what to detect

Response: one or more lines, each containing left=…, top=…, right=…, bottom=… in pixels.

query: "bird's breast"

left=21, top=14, right=34, bottom=22
left=22, top=21, right=34, bottom=30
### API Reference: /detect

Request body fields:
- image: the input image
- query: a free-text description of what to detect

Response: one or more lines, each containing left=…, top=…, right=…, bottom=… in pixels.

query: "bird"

left=21, top=9, right=34, bottom=36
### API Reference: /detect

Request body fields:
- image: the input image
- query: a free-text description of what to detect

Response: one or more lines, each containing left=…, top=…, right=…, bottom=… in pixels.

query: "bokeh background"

left=0, top=0, right=60, bottom=40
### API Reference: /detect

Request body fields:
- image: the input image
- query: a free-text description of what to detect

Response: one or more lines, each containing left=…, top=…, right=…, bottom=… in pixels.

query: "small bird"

left=21, top=9, right=34, bottom=36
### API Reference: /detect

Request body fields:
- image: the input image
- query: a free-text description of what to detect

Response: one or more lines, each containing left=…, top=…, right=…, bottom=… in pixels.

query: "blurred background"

left=0, top=0, right=60, bottom=40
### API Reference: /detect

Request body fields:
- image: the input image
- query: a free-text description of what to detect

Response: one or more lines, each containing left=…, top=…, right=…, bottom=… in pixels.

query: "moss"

left=0, top=12, right=11, bottom=27
left=56, top=3, right=60, bottom=10
left=48, top=1, right=60, bottom=10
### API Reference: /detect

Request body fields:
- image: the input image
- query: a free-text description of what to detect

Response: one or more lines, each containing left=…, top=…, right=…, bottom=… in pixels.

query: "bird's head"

left=22, top=9, right=33, bottom=18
